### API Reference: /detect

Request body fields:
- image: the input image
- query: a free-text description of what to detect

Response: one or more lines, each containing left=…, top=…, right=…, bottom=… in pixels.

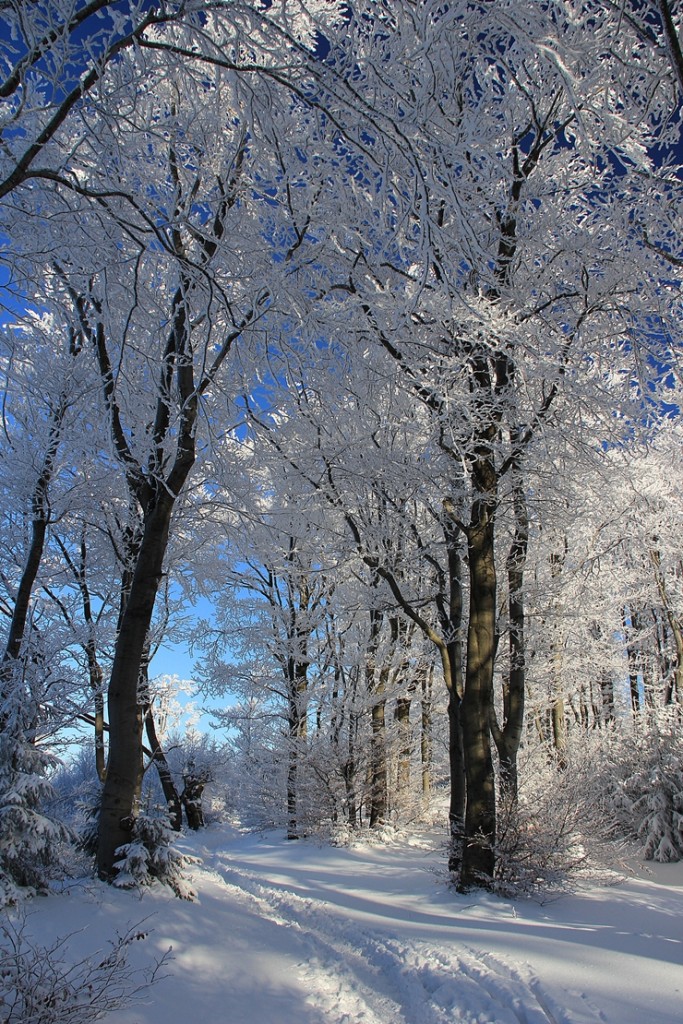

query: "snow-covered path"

left=22, top=824, right=683, bottom=1024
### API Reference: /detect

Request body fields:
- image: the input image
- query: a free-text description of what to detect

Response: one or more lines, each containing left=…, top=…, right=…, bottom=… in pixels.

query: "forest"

left=1, top=0, right=683, bottom=971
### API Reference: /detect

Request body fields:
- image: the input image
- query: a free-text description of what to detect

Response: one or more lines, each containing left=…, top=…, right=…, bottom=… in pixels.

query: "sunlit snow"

left=17, top=824, right=683, bottom=1024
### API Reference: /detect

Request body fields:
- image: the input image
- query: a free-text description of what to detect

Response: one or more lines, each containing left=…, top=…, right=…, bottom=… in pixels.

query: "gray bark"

left=367, top=609, right=388, bottom=828
left=420, top=666, right=433, bottom=800
left=97, top=491, right=178, bottom=878
left=459, top=491, right=497, bottom=890
left=1, top=394, right=68, bottom=685
left=491, top=469, right=528, bottom=802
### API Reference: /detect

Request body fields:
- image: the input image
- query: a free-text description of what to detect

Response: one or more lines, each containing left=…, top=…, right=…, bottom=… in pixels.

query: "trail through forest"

left=18, top=823, right=683, bottom=1024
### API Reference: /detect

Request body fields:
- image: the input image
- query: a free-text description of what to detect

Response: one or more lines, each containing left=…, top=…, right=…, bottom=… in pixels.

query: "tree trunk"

left=88, top=644, right=107, bottom=783
left=446, top=685, right=466, bottom=869
left=549, top=545, right=568, bottom=765
left=1, top=399, right=66, bottom=691
left=286, top=731, right=299, bottom=840
left=650, top=548, right=683, bottom=705
left=286, top=649, right=309, bottom=839
left=391, top=615, right=414, bottom=798
left=460, top=496, right=497, bottom=890
left=286, top=692, right=307, bottom=840
left=442, top=513, right=466, bottom=868
left=141, top=682, right=182, bottom=832
left=84, top=166, right=243, bottom=880
left=77, top=534, right=108, bottom=782
left=282, top=543, right=312, bottom=840
left=601, top=672, right=615, bottom=724
left=491, top=469, right=528, bottom=803
left=420, top=666, right=432, bottom=801
left=369, top=697, right=387, bottom=826
left=652, top=609, right=672, bottom=705
left=181, top=759, right=209, bottom=830
left=623, top=607, right=642, bottom=714
left=331, top=662, right=360, bottom=828
left=552, top=696, right=567, bottom=768
left=1, top=517, right=48, bottom=680
left=395, top=696, right=411, bottom=794
left=345, top=704, right=361, bottom=828
left=367, top=609, right=388, bottom=828
left=97, top=493, right=175, bottom=879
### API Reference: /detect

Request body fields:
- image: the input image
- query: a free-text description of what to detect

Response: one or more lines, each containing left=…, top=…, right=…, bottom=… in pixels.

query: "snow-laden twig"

left=0, top=911, right=172, bottom=1024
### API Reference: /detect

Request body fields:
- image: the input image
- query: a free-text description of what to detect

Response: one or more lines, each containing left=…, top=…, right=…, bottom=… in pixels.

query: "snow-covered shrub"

left=113, top=811, right=198, bottom=900
left=493, top=739, right=614, bottom=898
left=603, top=706, right=683, bottom=862
left=0, top=675, right=72, bottom=905
left=75, top=789, right=102, bottom=860
left=131, top=730, right=234, bottom=829
left=166, top=731, right=234, bottom=826
left=0, top=911, right=171, bottom=1024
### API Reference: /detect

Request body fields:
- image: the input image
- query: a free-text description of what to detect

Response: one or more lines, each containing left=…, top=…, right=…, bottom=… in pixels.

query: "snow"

left=16, top=825, right=683, bottom=1024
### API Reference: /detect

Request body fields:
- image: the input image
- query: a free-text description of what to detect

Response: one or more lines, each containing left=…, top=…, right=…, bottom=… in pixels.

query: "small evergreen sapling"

left=0, top=672, right=71, bottom=905
left=113, top=811, right=199, bottom=900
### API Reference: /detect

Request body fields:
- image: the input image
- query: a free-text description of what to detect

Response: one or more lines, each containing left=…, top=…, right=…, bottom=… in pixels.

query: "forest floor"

left=14, top=820, right=683, bottom=1024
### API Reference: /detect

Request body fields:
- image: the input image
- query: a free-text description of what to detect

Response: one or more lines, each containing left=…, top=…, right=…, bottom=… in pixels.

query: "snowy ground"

left=13, top=823, right=683, bottom=1024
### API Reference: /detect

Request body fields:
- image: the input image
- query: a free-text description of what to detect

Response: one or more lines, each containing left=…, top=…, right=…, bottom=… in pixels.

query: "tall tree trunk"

left=286, top=661, right=308, bottom=840
left=55, top=528, right=108, bottom=781
left=367, top=609, right=388, bottom=828
left=138, top=661, right=182, bottom=832
left=421, top=664, right=433, bottom=801
left=601, top=672, right=615, bottom=724
left=395, top=696, right=411, bottom=794
left=284, top=546, right=311, bottom=840
left=1, top=517, right=48, bottom=680
left=286, top=728, right=299, bottom=840
left=1, top=395, right=67, bottom=689
left=370, top=674, right=388, bottom=826
left=392, top=615, right=414, bottom=798
left=652, top=609, right=672, bottom=705
left=331, top=661, right=359, bottom=828
left=97, top=492, right=176, bottom=879
left=623, top=606, right=642, bottom=714
left=549, top=546, right=568, bottom=766
left=144, top=707, right=182, bottom=830
left=83, top=156, right=248, bottom=880
left=442, top=511, right=466, bottom=868
left=460, top=494, right=497, bottom=890
left=89, top=641, right=107, bottom=783
left=491, top=468, right=528, bottom=803
left=650, top=548, right=683, bottom=705
left=345, top=704, right=360, bottom=829
left=552, top=696, right=567, bottom=767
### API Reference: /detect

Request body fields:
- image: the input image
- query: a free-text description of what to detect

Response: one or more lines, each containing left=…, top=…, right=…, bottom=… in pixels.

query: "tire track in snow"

left=199, top=859, right=402, bottom=1024
left=203, top=853, right=606, bottom=1024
